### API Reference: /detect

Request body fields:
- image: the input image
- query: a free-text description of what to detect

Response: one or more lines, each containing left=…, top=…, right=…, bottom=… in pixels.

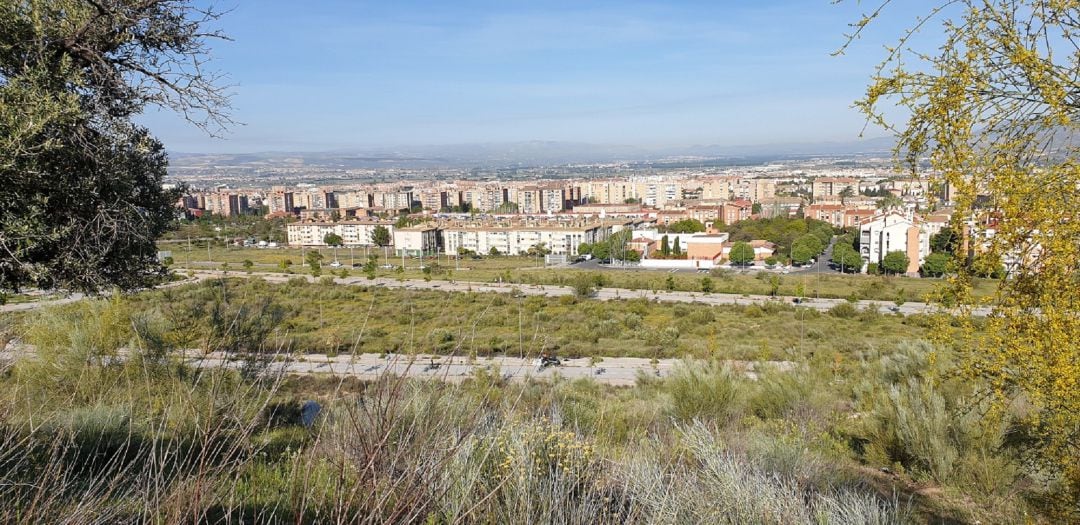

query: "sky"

left=140, top=1, right=926, bottom=153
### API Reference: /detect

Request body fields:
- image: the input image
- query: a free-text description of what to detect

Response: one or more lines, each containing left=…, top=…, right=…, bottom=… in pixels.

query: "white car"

left=329, top=261, right=342, bottom=268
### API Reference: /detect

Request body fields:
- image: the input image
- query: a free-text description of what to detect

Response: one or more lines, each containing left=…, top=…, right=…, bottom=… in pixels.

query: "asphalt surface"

left=0, top=345, right=792, bottom=386
left=181, top=351, right=794, bottom=386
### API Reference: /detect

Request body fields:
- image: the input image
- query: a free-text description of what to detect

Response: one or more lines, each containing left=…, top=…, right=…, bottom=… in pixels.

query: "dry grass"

left=0, top=284, right=1063, bottom=523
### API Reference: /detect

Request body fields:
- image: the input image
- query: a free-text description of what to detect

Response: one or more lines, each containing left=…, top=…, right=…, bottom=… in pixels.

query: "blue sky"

left=142, top=1, right=923, bottom=153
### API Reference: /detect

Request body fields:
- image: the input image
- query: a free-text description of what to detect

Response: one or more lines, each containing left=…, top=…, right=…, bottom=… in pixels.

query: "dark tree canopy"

left=664, top=218, right=705, bottom=234
left=323, top=233, right=344, bottom=247
left=728, top=242, right=755, bottom=266
left=830, top=243, right=862, bottom=273
left=929, top=226, right=959, bottom=255
left=790, top=234, right=824, bottom=265
left=920, top=252, right=951, bottom=278
left=880, top=250, right=910, bottom=276
left=370, top=226, right=391, bottom=247
left=1, top=0, right=231, bottom=295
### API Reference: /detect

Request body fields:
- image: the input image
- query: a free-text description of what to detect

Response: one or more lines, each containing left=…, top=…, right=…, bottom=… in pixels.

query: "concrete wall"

left=639, top=259, right=715, bottom=270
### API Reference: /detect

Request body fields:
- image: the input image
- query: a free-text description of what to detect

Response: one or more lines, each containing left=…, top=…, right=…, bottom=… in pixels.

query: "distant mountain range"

left=168, top=136, right=897, bottom=169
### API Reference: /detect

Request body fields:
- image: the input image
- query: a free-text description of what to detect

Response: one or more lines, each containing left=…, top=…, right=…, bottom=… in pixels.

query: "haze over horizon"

left=142, top=1, right=919, bottom=154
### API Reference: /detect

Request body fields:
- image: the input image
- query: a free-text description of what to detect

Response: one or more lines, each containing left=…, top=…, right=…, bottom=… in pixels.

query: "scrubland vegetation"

left=0, top=279, right=1073, bottom=523
left=128, top=278, right=937, bottom=358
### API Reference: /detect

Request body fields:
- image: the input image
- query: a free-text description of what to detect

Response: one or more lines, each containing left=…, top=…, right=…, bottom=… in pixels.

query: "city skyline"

left=140, top=1, right=923, bottom=154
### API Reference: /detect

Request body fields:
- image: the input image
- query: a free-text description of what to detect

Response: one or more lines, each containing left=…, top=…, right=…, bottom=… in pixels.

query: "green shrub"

left=666, top=362, right=742, bottom=423
left=829, top=303, right=858, bottom=319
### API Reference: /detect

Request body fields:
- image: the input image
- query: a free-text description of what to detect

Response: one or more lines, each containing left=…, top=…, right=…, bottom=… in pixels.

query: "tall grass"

left=0, top=282, right=1057, bottom=523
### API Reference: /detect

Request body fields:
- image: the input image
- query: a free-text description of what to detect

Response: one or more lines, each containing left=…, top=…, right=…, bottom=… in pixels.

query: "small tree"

left=305, top=250, right=323, bottom=277
left=362, top=254, right=378, bottom=280
left=929, top=227, right=959, bottom=255
left=791, top=234, right=824, bottom=265
left=571, top=274, right=596, bottom=298
left=665, top=274, right=676, bottom=291
left=880, top=250, right=910, bottom=276
left=488, top=247, right=501, bottom=257
left=700, top=277, right=713, bottom=293
left=728, top=242, right=755, bottom=267
left=831, top=244, right=862, bottom=273
left=370, top=225, right=391, bottom=248
left=667, top=218, right=706, bottom=234
left=591, top=243, right=610, bottom=261
left=578, top=242, right=592, bottom=256
left=323, top=233, right=343, bottom=247
left=279, top=258, right=293, bottom=272
left=243, top=259, right=254, bottom=273
left=526, top=243, right=550, bottom=257
left=920, top=252, right=951, bottom=278
left=838, top=185, right=856, bottom=204
left=672, top=237, right=682, bottom=256
left=660, top=235, right=671, bottom=257
left=769, top=275, right=782, bottom=297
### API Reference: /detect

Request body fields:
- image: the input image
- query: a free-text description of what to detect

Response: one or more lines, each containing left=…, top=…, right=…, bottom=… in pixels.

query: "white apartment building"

left=858, top=212, right=929, bottom=274
left=287, top=221, right=395, bottom=247
left=443, top=224, right=606, bottom=256
left=393, top=225, right=441, bottom=257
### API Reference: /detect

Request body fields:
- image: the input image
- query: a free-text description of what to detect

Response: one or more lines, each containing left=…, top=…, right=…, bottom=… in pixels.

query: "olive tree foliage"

left=840, top=0, right=1080, bottom=509
left=0, top=0, right=232, bottom=295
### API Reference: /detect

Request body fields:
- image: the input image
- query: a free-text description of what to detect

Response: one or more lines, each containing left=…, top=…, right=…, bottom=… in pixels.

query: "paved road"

left=0, top=345, right=790, bottom=386
left=790, top=237, right=840, bottom=275
left=188, top=352, right=796, bottom=386
left=2, top=270, right=989, bottom=317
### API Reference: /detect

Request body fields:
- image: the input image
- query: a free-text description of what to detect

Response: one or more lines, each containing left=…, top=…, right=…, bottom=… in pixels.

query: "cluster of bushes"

left=722, top=217, right=836, bottom=263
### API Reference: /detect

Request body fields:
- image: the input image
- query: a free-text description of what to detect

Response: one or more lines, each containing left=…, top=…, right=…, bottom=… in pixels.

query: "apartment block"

left=393, top=225, right=441, bottom=256
left=267, top=190, right=295, bottom=215
left=287, top=220, right=395, bottom=247
left=204, top=192, right=249, bottom=217
left=812, top=177, right=858, bottom=201
left=721, top=200, right=753, bottom=224
left=858, top=212, right=929, bottom=274
left=442, top=223, right=607, bottom=256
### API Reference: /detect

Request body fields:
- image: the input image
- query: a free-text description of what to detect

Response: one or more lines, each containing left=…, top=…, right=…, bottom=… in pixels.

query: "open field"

left=0, top=286, right=1061, bottom=523
left=165, top=244, right=1000, bottom=303
left=121, top=278, right=943, bottom=359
